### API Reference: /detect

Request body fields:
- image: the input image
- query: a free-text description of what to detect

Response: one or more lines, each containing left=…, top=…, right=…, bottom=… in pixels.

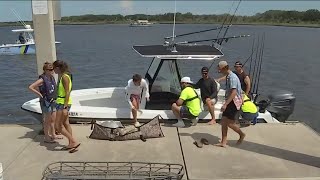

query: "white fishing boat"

left=21, top=41, right=295, bottom=124
left=0, top=24, right=61, bottom=55
left=130, top=20, right=153, bottom=27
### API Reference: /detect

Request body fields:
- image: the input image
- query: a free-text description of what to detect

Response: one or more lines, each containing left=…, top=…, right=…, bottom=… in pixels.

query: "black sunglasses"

left=47, top=69, right=54, bottom=71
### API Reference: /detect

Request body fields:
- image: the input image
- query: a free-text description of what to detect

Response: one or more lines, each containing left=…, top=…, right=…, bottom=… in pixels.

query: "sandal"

left=200, top=138, right=209, bottom=145
left=193, top=140, right=203, bottom=148
left=69, top=143, right=81, bottom=153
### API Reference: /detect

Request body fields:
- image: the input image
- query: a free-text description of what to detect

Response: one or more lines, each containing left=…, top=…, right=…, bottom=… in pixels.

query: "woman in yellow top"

left=53, top=60, right=80, bottom=153
left=241, top=93, right=258, bottom=125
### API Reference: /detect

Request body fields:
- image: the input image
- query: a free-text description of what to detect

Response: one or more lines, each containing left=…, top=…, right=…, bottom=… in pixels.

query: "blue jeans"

left=242, top=112, right=258, bottom=124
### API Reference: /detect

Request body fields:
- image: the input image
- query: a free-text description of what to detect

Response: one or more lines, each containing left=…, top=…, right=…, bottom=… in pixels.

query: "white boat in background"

left=21, top=43, right=295, bottom=124
left=130, top=20, right=153, bottom=27
left=0, top=24, right=61, bottom=55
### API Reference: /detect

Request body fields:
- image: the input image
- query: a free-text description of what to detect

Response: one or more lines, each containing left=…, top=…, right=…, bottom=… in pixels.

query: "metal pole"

left=31, top=0, right=57, bottom=75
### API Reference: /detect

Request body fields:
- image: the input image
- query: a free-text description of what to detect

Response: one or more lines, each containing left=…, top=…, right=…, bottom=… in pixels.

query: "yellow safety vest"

left=241, top=94, right=257, bottom=113
left=56, top=74, right=72, bottom=105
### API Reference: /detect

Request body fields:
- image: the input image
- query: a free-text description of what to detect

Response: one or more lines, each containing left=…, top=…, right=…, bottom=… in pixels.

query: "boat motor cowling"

left=265, top=90, right=296, bottom=122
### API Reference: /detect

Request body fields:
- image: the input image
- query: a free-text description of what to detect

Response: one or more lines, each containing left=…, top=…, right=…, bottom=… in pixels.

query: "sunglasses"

left=234, top=65, right=242, bottom=68
left=47, top=69, right=54, bottom=71
left=202, top=72, right=208, bottom=74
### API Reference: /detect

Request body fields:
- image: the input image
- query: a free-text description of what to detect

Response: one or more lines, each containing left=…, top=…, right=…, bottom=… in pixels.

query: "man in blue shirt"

left=215, top=60, right=245, bottom=148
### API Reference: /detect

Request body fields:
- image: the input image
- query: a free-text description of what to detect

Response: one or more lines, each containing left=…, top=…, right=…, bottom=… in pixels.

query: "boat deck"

left=0, top=122, right=319, bottom=180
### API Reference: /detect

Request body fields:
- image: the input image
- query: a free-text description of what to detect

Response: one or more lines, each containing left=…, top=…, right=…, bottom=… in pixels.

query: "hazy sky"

left=0, top=1, right=319, bottom=22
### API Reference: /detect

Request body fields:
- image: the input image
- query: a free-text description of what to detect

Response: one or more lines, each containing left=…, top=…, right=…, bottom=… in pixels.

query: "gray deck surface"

left=0, top=122, right=319, bottom=180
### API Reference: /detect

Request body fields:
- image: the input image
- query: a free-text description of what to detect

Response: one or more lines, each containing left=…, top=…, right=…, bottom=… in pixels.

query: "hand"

left=131, top=105, right=136, bottom=110
left=63, top=108, right=68, bottom=116
left=146, top=97, right=150, bottom=102
left=221, top=103, right=227, bottom=112
left=214, top=79, right=219, bottom=83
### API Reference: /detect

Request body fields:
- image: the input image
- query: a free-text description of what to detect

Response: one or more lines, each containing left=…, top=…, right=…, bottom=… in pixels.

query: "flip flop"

left=53, top=136, right=63, bottom=140
left=60, top=146, right=72, bottom=151
left=200, top=138, right=209, bottom=145
left=44, top=139, right=57, bottom=143
left=193, top=140, right=203, bottom=148
left=69, top=143, right=81, bottom=153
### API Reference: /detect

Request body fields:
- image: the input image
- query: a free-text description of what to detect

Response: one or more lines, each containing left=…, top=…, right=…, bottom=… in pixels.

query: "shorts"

left=130, top=94, right=141, bottom=103
left=180, top=106, right=197, bottom=119
left=241, top=112, right=258, bottom=121
left=202, top=98, right=217, bottom=105
left=56, top=104, right=72, bottom=111
left=222, top=101, right=240, bottom=120
left=40, top=101, right=56, bottom=113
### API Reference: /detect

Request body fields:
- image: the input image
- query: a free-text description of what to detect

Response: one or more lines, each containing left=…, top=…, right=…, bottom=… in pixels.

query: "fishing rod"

left=175, top=34, right=250, bottom=45
left=218, top=0, right=242, bottom=45
left=251, top=35, right=260, bottom=96
left=216, top=1, right=236, bottom=39
left=255, top=33, right=265, bottom=96
left=164, top=25, right=231, bottom=40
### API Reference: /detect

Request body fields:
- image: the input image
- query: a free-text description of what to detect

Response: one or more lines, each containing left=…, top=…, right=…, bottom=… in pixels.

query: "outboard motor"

left=265, top=90, right=296, bottom=122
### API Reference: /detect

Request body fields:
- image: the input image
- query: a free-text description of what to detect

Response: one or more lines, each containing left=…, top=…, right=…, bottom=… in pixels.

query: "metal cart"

left=42, top=162, right=184, bottom=180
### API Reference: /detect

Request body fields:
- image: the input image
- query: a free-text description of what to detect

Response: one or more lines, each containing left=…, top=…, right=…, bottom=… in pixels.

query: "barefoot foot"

left=237, top=133, right=246, bottom=145
left=208, top=119, right=216, bottom=125
left=214, top=143, right=227, bottom=148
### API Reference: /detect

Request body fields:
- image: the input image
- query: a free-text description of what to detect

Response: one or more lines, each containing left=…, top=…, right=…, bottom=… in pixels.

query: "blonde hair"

left=42, top=62, right=53, bottom=73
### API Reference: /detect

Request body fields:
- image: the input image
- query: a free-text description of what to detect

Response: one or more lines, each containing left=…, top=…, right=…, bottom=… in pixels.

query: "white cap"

left=180, top=77, right=193, bottom=84
left=218, top=60, right=228, bottom=68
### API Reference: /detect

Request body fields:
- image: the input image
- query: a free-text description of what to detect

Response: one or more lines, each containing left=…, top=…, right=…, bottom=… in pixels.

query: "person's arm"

left=125, top=80, right=133, bottom=108
left=62, top=75, right=70, bottom=108
left=142, top=79, right=150, bottom=101
left=209, top=79, right=218, bottom=99
left=176, top=88, right=187, bottom=106
left=244, top=76, right=251, bottom=95
left=224, top=89, right=237, bottom=106
left=215, top=75, right=226, bottom=82
left=193, top=79, right=201, bottom=89
left=176, top=98, right=184, bottom=106
left=28, top=79, right=44, bottom=98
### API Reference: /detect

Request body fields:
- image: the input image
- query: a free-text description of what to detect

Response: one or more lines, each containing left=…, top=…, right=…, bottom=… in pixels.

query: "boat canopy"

left=133, top=45, right=223, bottom=60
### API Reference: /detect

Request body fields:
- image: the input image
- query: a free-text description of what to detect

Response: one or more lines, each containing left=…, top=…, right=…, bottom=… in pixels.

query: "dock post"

left=31, top=0, right=60, bottom=75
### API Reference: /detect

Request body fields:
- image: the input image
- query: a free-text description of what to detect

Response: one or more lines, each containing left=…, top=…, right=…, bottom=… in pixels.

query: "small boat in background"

left=130, top=20, right=153, bottom=27
left=0, top=24, right=61, bottom=55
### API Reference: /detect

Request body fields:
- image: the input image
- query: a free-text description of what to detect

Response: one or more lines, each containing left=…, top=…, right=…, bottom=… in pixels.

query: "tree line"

left=60, top=9, right=320, bottom=24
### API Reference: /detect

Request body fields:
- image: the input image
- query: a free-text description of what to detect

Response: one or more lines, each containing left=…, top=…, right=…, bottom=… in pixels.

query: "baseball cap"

left=218, top=61, right=228, bottom=68
left=201, top=66, right=209, bottom=73
left=234, top=61, right=243, bottom=66
left=180, top=77, right=193, bottom=84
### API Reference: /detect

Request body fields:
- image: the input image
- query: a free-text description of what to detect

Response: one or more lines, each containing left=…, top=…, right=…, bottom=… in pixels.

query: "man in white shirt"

left=125, top=74, right=150, bottom=127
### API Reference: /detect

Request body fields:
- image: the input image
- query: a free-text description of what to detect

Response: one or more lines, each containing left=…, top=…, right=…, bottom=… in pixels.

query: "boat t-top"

left=130, top=20, right=153, bottom=27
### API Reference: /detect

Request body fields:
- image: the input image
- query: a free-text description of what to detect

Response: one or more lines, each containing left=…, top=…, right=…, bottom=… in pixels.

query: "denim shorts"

left=241, top=112, right=258, bottom=121
left=40, top=101, right=56, bottom=113
left=56, top=104, right=72, bottom=111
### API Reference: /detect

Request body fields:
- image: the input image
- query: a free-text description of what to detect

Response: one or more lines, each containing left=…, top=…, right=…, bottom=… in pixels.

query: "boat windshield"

left=146, top=58, right=181, bottom=95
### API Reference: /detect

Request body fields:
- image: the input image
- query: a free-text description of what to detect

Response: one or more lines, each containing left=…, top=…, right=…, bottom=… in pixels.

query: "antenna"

left=172, top=0, right=177, bottom=43
left=11, top=9, right=27, bottom=27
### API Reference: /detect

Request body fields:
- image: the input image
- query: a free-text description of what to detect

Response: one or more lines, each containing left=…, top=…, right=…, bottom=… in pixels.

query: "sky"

left=0, top=1, right=319, bottom=22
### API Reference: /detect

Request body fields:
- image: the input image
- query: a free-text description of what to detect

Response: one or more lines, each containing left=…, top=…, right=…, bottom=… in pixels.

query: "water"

left=0, top=24, right=319, bottom=132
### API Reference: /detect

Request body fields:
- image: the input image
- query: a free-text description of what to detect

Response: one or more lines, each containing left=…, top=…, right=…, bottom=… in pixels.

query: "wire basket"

left=42, top=162, right=184, bottom=180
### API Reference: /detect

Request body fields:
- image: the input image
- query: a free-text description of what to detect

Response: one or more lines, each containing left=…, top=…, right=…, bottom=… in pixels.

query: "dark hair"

left=53, top=60, right=70, bottom=74
left=201, top=66, right=209, bottom=72
left=132, top=74, right=142, bottom=82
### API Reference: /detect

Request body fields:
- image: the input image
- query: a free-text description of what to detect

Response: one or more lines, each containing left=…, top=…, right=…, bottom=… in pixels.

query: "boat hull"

left=0, top=42, right=61, bottom=55
left=21, top=87, right=279, bottom=124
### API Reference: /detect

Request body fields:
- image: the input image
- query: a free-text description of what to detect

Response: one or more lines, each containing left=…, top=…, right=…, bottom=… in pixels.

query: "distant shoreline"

left=0, top=21, right=319, bottom=28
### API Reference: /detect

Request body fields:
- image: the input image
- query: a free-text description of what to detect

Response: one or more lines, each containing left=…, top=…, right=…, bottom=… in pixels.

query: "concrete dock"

left=0, top=122, right=319, bottom=180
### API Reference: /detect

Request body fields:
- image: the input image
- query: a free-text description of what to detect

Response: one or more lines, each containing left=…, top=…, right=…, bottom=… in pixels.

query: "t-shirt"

left=233, top=71, right=248, bottom=92
left=125, top=79, right=150, bottom=106
left=179, top=86, right=201, bottom=116
left=225, top=72, right=243, bottom=110
left=195, top=77, right=218, bottom=102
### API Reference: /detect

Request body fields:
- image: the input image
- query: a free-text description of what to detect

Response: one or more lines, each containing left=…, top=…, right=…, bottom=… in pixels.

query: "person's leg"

left=43, top=113, right=52, bottom=141
left=56, top=109, right=78, bottom=148
left=171, top=103, right=185, bottom=127
left=131, top=97, right=139, bottom=125
left=207, top=98, right=216, bottom=125
left=215, top=116, right=228, bottom=147
left=227, top=109, right=246, bottom=145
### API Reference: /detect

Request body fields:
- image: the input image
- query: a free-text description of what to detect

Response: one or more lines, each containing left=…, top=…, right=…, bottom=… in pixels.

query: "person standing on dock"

left=28, top=62, right=57, bottom=143
left=216, top=61, right=245, bottom=147
left=125, top=74, right=150, bottom=127
left=194, top=67, right=219, bottom=125
left=53, top=60, right=80, bottom=153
